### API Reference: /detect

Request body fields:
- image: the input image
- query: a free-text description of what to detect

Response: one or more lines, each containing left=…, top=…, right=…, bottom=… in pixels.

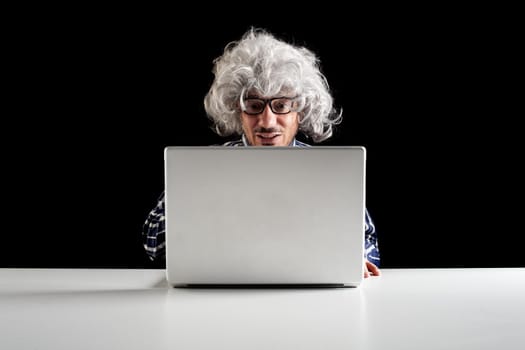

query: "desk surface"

left=1, top=268, right=524, bottom=350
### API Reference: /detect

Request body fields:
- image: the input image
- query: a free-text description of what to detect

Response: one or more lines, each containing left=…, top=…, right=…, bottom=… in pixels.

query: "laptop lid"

left=164, top=146, right=366, bottom=287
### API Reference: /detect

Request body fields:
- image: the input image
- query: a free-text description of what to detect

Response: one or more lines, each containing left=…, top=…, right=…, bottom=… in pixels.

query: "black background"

left=4, top=11, right=521, bottom=269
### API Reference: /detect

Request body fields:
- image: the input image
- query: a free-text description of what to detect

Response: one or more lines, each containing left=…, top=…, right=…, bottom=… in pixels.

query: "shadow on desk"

left=174, top=284, right=353, bottom=289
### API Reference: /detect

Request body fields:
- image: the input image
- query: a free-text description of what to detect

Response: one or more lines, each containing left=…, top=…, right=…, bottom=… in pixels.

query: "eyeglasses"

left=242, top=97, right=297, bottom=115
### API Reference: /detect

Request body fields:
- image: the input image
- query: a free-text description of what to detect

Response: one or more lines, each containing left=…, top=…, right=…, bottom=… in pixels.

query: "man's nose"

left=258, top=105, right=278, bottom=128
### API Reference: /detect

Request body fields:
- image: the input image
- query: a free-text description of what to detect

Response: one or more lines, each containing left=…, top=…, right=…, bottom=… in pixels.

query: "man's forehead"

left=246, top=90, right=295, bottom=99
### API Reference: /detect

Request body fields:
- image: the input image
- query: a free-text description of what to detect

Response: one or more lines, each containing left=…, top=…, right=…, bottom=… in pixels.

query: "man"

left=143, top=27, right=381, bottom=277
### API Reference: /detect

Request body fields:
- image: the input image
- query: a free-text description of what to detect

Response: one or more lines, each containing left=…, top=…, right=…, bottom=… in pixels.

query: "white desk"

left=1, top=268, right=524, bottom=350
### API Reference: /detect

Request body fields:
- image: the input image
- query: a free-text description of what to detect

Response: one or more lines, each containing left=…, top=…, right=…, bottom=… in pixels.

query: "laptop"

left=164, top=146, right=366, bottom=287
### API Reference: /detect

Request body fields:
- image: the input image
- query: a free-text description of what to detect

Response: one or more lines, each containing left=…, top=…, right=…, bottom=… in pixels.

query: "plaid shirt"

left=142, top=136, right=380, bottom=265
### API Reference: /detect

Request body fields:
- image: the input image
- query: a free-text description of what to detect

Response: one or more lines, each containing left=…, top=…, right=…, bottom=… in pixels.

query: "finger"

left=367, top=261, right=381, bottom=276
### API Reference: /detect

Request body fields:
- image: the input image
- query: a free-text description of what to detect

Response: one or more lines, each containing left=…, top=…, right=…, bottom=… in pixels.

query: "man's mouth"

left=256, top=133, right=282, bottom=140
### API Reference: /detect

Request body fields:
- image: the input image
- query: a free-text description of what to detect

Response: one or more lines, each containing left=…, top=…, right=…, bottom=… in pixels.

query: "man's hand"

left=364, top=259, right=381, bottom=278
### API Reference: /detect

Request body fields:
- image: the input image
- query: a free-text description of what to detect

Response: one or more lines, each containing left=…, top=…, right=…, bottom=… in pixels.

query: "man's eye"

left=249, top=101, right=264, bottom=109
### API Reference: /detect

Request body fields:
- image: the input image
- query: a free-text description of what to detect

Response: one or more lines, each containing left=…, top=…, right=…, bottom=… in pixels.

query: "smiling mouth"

left=256, top=133, right=282, bottom=140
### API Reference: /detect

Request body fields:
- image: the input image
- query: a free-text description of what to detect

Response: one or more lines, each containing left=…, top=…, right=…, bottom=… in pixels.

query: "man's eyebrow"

left=245, top=95, right=293, bottom=99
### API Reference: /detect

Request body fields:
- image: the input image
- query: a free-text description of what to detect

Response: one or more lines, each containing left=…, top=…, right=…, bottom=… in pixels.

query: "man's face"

left=240, top=95, right=300, bottom=146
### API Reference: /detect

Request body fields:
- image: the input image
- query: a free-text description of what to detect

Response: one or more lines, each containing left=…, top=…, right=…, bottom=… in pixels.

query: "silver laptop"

left=164, top=146, right=366, bottom=287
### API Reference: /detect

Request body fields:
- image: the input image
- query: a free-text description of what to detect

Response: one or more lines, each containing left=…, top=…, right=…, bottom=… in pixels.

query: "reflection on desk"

left=1, top=268, right=524, bottom=350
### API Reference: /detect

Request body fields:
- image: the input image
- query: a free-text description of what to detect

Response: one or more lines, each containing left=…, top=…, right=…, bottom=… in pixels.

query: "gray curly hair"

left=204, top=28, right=342, bottom=143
